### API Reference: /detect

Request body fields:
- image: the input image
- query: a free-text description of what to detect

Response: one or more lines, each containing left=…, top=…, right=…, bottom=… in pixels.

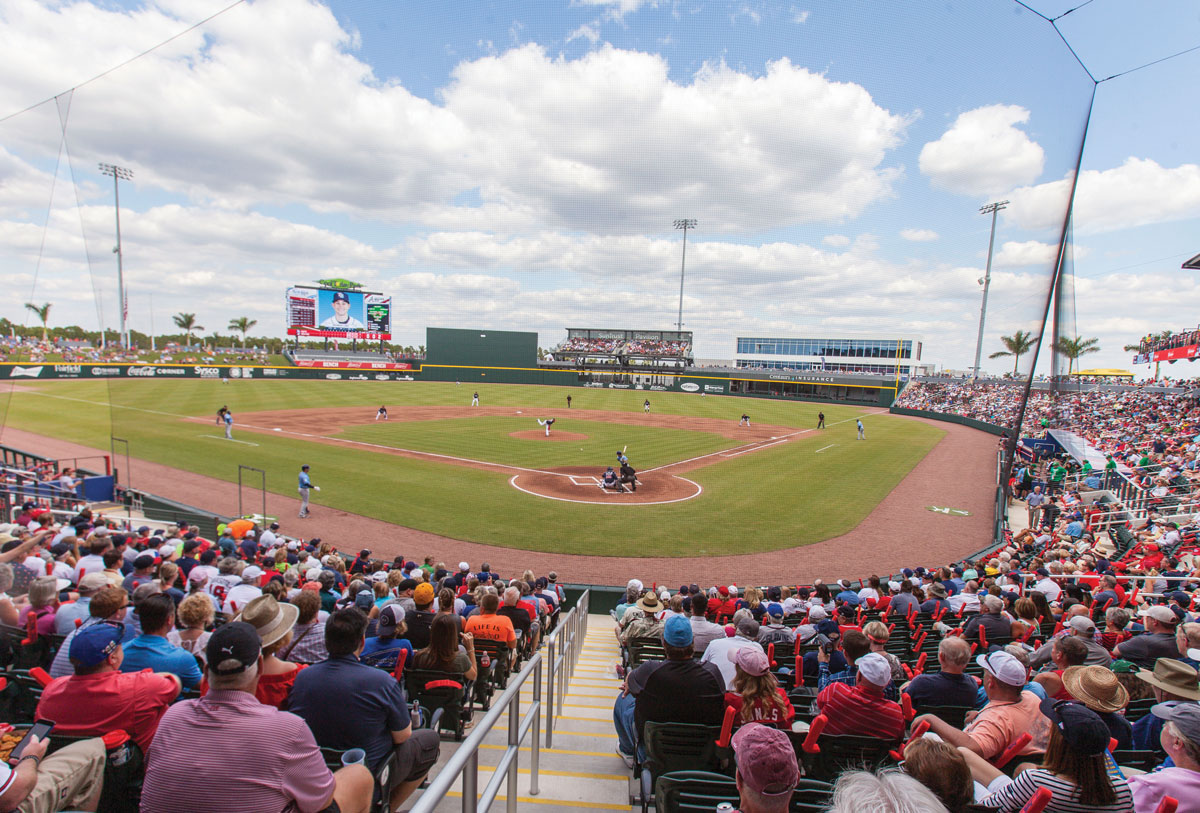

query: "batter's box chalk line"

left=569, top=475, right=602, bottom=486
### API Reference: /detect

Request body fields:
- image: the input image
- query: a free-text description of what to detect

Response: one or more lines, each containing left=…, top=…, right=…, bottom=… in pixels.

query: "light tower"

left=673, top=219, right=697, bottom=332
left=972, top=200, right=1008, bottom=379
left=99, top=162, right=134, bottom=348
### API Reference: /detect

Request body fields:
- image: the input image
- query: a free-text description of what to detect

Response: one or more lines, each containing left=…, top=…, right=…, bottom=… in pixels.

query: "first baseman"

left=471, top=391, right=479, bottom=407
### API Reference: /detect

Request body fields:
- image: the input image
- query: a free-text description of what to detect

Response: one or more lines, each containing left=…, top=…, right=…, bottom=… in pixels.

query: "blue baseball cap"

left=766, top=602, right=784, bottom=618
left=69, top=622, right=124, bottom=667
left=331, top=291, right=351, bottom=303
left=663, top=614, right=693, bottom=647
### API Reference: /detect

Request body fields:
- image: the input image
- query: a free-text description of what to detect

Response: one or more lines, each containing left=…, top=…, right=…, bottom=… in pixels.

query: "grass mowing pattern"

left=1, top=380, right=942, bottom=556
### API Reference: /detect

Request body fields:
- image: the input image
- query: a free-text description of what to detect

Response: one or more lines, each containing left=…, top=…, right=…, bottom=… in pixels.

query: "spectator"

left=1101, top=607, right=1134, bottom=652
left=913, top=650, right=1049, bottom=760
left=119, top=593, right=203, bottom=690
left=1030, top=615, right=1111, bottom=669
left=498, top=586, right=537, bottom=651
left=724, top=647, right=794, bottom=728
left=49, top=587, right=134, bottom=679
left=903, top=637, right=979, bottom=709
left=887, top=580, right=919, bottom=618
left=920, top=583, right=951, bottom=614
left=223, top=594, right=302, bottom=709
left=963, top=594, right=1011, bottom=644
left=1114, top=605, right=1180, bottom=667
left=900, top=738, right=974, bottom=813
left=703, top=616, right=766, bottom=690
left=1032, top=636, right=1089, bottom=700
left=361, top=604, right=413, bottom=670
left=464, top=592, right=517, bottom=663
left=167, top=592, right=214, bottom=666
left=1131, top=659, right=1200, bottom=753
left=613, top=615, right=724, bottom=768
left=814, top=652, right=904, bottom=739
left=729, top=723, right=800, bottom=813
left=1128, top=703, right=1200, bottom=812
left=121, top=554, right=157, bottom=594
left=53, top=572, right=108, bottom=634
left=948, top=580, right=981, bottom=613
left=289, top=608, right=441, bottom=809
left=37, top=621, right=181, bottom=752
left=818, top=629, right=896, bottom=698
left=225, top=565, right=264, bottom=615
left=1060, top=665, right=1133, bottom=750
left=827, top=769, right=950, bottom=812
left=141, top=622, right=374, bottom=813
left=17, top=576, right=59, bottom=636
left=959, top=699, right=1132, bottom=811
left=757, top=603, right=795, bottom=646
left=689, top=594, right=726, bottom=653
left=71, top=533, right=109, bottom=583
left=405, top=582, right=437, bottom=650
left=284, top=590, right=329, bottom=664
left=0, top=733, right=105, bottom=813
left=1031, top=568, right=1062, bottom=602
left=617, top=592, right=665, bottom=646
left=862, top=621, right=905, bottom=684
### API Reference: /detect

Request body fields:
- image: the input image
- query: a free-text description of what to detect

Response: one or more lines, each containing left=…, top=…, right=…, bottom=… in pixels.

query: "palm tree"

left=23, top=302, right=51, bottom=341
left=988, top=330, right=1036, bottom=376
left=228, top=317, right=257, bottom=347
left=1056, top=335, right=1101, bottom=376
left=172, top=313, right=203, bottom=347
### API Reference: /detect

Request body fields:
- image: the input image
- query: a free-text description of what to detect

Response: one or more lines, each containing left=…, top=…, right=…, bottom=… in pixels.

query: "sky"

left=1, top=0, right=1198, bottom=376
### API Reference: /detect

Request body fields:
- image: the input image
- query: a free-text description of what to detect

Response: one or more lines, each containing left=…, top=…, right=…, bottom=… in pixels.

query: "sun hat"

left=1061, top=665, right=1128, bottom=713
left=729, top=646, right=770, bottom=677
left=662, top=614, right=692, bottom=647
left=414, top=583, right=436, bottom=605
left=731, top=723, right=799, bottom=796
left=976, top=650, right=1027, bottom=688
left=928, top=583, right=947, bottom=599
left=856, top=653, right=892, bottom=687
left=1039, top=698, right=1111, bottom=755
left=1136, top=659, right=1200, bottom=700
left=636, top=592, right=662, bottom=613
left=233, top=594, right=299, bottom=649
left=69, top=622, right=124, bottom=667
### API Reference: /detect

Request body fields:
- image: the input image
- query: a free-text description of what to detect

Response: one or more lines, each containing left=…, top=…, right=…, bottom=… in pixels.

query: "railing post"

left=507, top=689, right=519, bottom=813
left=546, top=638, right=556, bottom=748
left=462, top=749, right=478, bottom=813
left=531, top=656, right=542, bottom=796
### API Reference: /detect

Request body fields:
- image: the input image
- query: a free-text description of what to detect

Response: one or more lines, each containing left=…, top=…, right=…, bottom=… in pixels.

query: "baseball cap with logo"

left=206, top=621, right=262, bottom=676
left=731, top=723, right=800, bottom=797
left=377, top=604, right=403, bottom=638
left=808, top=606, right=828, bottom=620
left=856, top=652, right=892, bottom=687
left=977, top=650, right=1028, bottom=687
left=662, top=614, right=692, bottom=647
left=1067, top=615, right=1097, bottom=634
left=69, top=622, right=124, bottom=667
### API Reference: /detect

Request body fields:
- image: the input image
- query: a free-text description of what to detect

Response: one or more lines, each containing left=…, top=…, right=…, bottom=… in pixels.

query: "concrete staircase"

left=409, top=613, right=630, bottom=812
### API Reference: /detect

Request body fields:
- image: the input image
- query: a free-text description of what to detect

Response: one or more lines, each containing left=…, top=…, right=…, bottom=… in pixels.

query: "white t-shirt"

left=224, top=584, right=262, bottom=615
left=205, top=574, right=242, bottom=606
left=1033, top=578, right=1062, bottom=601
left=700, top=636, right=765, bottom=690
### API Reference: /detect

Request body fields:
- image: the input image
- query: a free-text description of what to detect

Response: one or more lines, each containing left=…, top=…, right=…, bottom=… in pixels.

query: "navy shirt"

left=903, top=670, right=979, bottom=709
left=289, top=654, right=411, bottom=770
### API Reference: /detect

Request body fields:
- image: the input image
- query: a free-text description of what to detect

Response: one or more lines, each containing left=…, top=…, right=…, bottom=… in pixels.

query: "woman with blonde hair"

left=863, top=621, right=906, bottom=683
left=169, top=592, right=215, bottom=665
left=743, top=586, right=764, bottom=621
left=723, top=647, right=794, bottom=728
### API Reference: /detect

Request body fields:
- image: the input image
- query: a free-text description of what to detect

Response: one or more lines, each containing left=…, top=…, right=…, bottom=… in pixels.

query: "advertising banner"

left=293, top=360, right=412, bottom=370
left=1151, top=344, right=1198, bottom=362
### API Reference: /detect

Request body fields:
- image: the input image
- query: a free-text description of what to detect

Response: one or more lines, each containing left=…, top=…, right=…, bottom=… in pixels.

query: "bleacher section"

left=551, top=329, right=693, bottom=370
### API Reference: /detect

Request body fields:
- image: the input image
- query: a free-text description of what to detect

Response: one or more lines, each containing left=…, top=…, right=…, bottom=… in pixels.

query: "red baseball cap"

left=730, top=723, right=798, bottom=796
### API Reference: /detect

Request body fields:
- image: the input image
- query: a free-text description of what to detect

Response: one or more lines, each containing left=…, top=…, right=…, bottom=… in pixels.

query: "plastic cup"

left=341, top=748, right=366, bottom=767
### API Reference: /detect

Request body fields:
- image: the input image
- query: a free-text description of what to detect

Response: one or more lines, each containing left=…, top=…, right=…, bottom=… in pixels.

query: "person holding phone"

left=0, top=723, right=106, bottom=813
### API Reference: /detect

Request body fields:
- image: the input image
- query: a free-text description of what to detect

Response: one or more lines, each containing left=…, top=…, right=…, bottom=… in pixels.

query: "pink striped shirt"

left=141, top=689, right=335, bottom=813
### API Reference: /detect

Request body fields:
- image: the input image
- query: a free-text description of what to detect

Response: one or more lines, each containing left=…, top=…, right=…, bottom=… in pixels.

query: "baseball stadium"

left=0, top=1, right=1197, bottom=812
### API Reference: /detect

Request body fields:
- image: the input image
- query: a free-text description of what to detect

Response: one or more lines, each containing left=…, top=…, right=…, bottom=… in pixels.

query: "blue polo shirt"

left=120, top=634, right=203, bottom=689
left=289, top=654, right=411, bottom=770
left=361, top=636, right=414, bottom=671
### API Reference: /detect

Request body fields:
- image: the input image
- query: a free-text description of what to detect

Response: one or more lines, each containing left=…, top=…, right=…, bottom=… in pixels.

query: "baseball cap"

left=1036, top=567, right=1050, bottom=577
left=662, top=614, right=692, bottom=647
left=187, top=567, right=210, bottom=585
left=355, top=589, right=374, bottom=610
left=1140, top=605, right=1179, bottom=625
left=242, top=566, right=264, bottom=581
left=158, top=543, right=176, bottom=558
left=1039, top=698, right=1110, bottom=755
left=459, top=561, right=470, bottom=571
left=133, top=554, right=156, bottom=570
left=332, top=291, right=351, bottom=303
left=77, top=572, right=110, bottom=594
left=1154, top=702, right=1200, bottom=747
left=730, top=723, right=799, bottom=796
left=369, top=571, right=388, bottom=583
left=378, top=604, right=403, bottom=635
left=414, top=583, right=436, bottom=604
left=729, top=646, right=770, bottom=676
left=856, top=652, right=892, bottom=687
left=808, top=606, right=828, bottom=620
left=206, top=621, right=261, bottom=676
left=1067, top=615, right=1097, bottom=634
left=977, top=650, right=1027, bottom=687
left=183, top=539, right=201, bottom=553
left=766, top=602, right=784, bottom=619
left=69, top=622, right=124, bottom=667
left=49, top=542, right=72, bottom=557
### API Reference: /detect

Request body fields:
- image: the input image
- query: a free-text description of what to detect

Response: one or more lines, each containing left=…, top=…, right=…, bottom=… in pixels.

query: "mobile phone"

left=10, top=720, right=54, bottom=761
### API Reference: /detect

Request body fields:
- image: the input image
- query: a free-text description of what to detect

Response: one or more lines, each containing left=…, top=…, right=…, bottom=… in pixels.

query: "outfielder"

left=298, top=464, right=319, bottom=518
left=376, top=405, right=388, bottom=421
left=471, top=391, right=479, bottom=407
left=537, top=417, right=556, bottom=436
left=857, top=419, right=866, bottom=440
left=643, top=399, right=650, bottom=413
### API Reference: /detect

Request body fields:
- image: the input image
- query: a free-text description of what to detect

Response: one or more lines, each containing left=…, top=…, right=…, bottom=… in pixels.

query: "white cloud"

left=992, top=240, right=1057, bottom=267
left=792, top=9, right=811, bottom=24
left=899, top=228, right=938, bottom=242
left=822, top=234, right=851, bottom=247
left=567, top=22, right=601, bottom=44
left=919, top=104, right=1045, bottom=196
left=1005, top=158, right=1200, bottom=235
left=571, top=0, right=657, bottom=20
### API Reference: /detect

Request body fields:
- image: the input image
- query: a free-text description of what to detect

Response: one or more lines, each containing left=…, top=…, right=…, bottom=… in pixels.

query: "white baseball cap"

left=976, top=650, right=1027, bottom=687
left=459, top=561, right=470, bottom=571
left=242, top=566, right=264, bottom=581
left=808, top=606, right=828, bottom=620
left=856, top=653, right=892, bottom=687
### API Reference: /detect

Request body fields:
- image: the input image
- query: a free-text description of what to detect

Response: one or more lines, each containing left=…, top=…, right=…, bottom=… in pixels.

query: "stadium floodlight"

left=673, top=219, right=697, bottom=332
left=972, top=200, right=1008, bottom=380
left=99, top=162, right=134, bottom=349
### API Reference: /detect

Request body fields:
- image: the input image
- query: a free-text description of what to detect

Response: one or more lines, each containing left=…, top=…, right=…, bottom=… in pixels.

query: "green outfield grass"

left=0, top=380, right=943, bottom=556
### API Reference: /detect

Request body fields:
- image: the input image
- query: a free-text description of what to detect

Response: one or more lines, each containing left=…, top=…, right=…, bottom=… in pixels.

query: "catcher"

left=599, top=466, right=625, bottom=492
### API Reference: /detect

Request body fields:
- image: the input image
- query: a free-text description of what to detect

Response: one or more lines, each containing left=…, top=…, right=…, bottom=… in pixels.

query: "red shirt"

left=724, top=689, right=795, bottom=727
left=37, top=669, right=179, bottom=752
left=200, top=665, right=306, bottom=710
left=815, top=681, right=904, bottom=740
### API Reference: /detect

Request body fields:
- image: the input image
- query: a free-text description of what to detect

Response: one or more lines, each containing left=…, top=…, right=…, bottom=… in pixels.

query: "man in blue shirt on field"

left=298, top=464, right=318, bottom=518
left=119, top=593, right=202, bottom=689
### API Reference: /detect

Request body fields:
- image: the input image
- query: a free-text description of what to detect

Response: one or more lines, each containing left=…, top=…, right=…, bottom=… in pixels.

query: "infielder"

left=537, top=417, right=556, bottom=437
left=298, top=464, right=319, bottom=518
left=471, top=391, right=479, bottom=407
left=817, top=411, right=825, bottom=429
left=223, top=409, right=234, bottom=439
left=739, top=413, right=750, bottom=427
left=643, top=399, right=650, bottom=413
left=857, top=419, right=866, bottom=440
left=376, top=405, right=388, bottom=421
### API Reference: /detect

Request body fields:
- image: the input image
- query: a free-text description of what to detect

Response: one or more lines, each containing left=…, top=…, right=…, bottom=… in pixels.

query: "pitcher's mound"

left=511, top=466, right=702, bottom=505
left=508, top=430, right=589, bottom=442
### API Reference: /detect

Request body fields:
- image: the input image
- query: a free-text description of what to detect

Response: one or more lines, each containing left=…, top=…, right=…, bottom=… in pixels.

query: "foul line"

left=509, top=474, right=703, bottom=506
left=199, top=435, right=259, bottom=446
left=815, top=444, right=837, bottom=453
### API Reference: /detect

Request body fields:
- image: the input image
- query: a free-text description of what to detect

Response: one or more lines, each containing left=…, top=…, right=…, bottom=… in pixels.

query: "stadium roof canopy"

left=1183, top=253, right=1200, bottom=270
left=1072, top=368, right=1134, bottom=377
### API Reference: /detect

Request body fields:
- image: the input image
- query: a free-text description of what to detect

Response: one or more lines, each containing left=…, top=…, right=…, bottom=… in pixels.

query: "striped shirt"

left=141, top=690, right=335, bottom=813
left=817, top=662, right=899, bottom=701
left=980, top=768, right=1133, bottom=812
left=814, top=681, right=904, bottom=740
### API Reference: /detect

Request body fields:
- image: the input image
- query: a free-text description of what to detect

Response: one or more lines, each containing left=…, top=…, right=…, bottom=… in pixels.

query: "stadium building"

left=733, top=334, right=936, bottom=378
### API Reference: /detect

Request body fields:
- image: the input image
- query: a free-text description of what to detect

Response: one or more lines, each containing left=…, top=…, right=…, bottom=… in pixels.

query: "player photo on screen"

left=317, top=290, right=365, bottom=331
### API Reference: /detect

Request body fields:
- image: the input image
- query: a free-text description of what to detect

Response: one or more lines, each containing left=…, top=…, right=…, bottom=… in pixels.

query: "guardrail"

left=411, top=589, right=590, bottom=813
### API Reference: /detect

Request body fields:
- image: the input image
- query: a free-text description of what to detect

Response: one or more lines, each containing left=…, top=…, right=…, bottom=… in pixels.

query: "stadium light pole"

left=673, top=219, right=697, bottom=332
left=972, top=200, right=1008, bottom=380
left=99, top=162, right=134, bottom=349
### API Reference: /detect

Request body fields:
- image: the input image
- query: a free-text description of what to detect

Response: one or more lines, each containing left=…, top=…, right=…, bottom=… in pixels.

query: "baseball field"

left=0, top=378, right=945, bottom=557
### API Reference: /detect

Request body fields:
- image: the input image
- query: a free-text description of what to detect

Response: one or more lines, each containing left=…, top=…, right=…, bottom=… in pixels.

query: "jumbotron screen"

left=285, top=286, right=391, bottom=340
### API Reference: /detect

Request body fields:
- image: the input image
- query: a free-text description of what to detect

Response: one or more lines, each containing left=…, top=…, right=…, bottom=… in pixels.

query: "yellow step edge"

left=472, top=767, right=627, bottom=782
left=479, top=743, right=622, bottom=759
left=444, top=791, right=627, bottom=810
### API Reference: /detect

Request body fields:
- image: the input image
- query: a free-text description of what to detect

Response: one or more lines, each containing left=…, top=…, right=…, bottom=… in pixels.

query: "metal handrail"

left=411, top=589, right=590, bottom=813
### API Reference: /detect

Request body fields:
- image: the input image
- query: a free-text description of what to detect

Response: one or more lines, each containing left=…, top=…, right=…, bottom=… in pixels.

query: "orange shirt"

left=465, top=612, right=516, bottom=646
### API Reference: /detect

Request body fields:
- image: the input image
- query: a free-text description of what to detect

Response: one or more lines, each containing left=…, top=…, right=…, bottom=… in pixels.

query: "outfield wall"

left=887, top=406, right=1007, bottom=435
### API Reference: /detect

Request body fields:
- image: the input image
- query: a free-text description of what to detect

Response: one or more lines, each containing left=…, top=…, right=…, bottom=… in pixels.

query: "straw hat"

left=636, top=592, right=662, bottom=613
left=1062, top=665, right=1129, bottom=713
left=233, top=594, right=299, bottom=649
left=1136, top=659, right=1200, bottom=701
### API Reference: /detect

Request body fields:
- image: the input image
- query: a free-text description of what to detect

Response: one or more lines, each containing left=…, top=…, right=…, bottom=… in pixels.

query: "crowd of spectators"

left=1139, top=329, right=1200, bottom=356
left=552, top=336, right=691, bottom=359
left=0, top=337, right=271, bottom=365
left=0, top=502, right=570, bottom=812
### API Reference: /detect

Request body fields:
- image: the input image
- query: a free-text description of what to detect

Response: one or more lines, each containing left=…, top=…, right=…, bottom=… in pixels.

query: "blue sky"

left=0, top=0, right=1197, bottom=375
